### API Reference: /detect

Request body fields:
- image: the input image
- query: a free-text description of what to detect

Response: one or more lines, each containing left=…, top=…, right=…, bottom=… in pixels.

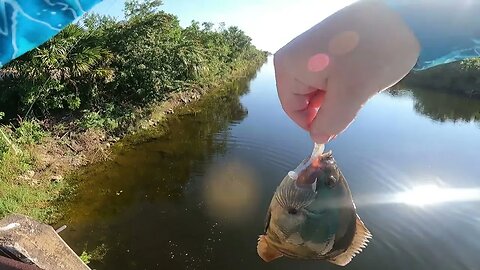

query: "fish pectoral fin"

left=327, top=215, right=372, bottom=267
left=257, top=235, right=283, bottom=262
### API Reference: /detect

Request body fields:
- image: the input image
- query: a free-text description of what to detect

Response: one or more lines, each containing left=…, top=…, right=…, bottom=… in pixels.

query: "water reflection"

left=58, top=60, right=480, bottom=270
left=388, top=87, right=480, bottom=124
left=356, top=183, right=480, bottom=207
left=57, top=70, right=260, bottom=269
left=394, top=184, right=480, bottom=206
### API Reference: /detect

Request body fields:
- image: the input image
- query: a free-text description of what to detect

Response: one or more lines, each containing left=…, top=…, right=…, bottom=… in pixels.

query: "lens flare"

left=394, top=184, right=480, bottom=206
left=202, top=161, right=260, bottom=224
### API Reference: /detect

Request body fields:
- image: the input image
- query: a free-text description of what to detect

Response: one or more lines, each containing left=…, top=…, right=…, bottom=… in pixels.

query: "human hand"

left=274, top=0, right=420, bottom=144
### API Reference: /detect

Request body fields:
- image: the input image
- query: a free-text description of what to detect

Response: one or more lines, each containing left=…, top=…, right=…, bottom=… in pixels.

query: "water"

left=58, top=58, right=480, bottom=270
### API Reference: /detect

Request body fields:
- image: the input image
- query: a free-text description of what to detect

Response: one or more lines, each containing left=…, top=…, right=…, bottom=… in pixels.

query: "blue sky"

left=91, top=0, right=355, bottom=52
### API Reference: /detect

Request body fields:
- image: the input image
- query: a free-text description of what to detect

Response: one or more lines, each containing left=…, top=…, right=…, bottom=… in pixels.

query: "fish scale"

left=257, top=143, right=372, bottom=266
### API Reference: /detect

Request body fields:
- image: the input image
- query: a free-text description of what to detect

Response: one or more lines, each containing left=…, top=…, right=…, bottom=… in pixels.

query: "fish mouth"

left=292, top=151, right=334, bottom=186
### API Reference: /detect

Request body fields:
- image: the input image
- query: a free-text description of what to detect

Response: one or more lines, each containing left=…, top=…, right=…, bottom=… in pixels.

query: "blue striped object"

left=0, top=0, right=103, bottom=67
left=385, top=0, right=480, bottom=71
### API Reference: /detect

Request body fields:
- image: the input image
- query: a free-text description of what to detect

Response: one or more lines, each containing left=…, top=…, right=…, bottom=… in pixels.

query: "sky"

left=90, top=0, right=356, bottom=52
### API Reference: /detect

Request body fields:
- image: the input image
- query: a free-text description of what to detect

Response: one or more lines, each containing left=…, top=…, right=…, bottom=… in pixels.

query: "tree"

left=124, top=0, right=163, bottom=18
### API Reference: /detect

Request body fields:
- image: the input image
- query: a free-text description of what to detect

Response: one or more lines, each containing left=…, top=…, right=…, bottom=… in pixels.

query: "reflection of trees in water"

left=171, top=70, right=254, bottom=157
left=57, top=69, right=260, bottom=269
left=162, top=84, right=249, bottom=171
left=57, top=68, right=258, bottom=228
left=387, top=88, right=480, bottom=124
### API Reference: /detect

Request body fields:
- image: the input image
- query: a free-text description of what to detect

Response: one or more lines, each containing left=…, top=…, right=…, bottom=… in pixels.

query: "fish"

left=257, top=143, right=371, bottom=266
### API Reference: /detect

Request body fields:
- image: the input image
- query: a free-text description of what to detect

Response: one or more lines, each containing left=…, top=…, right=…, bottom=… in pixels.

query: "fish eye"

left=287, top=208, right=298, bottom=215
left=326, top=175, right=337, bottom=188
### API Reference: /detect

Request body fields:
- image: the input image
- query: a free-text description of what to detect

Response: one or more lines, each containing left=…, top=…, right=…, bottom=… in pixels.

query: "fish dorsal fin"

left=327, top=215, right=372, bottom=266
left=257, top=235, right=283, bottom=262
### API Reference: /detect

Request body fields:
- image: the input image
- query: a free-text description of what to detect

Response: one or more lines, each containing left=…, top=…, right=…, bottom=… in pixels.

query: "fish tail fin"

left=327, top=215, right=372, bottom=266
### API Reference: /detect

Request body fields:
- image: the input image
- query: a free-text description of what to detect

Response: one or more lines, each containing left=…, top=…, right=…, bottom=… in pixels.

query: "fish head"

left=258, top=151, right=371, bottom=265
left=271, top=151, right=352, bottom=236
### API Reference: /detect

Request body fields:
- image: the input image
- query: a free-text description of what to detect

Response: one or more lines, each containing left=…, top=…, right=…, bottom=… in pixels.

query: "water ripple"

left=213, top=134, right=301, bottom=170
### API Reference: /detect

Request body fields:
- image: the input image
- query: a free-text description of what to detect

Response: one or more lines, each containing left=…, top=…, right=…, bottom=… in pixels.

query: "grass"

left=0, top=120, right=71, bottom=223
left=0, top=180, right=61, bottom=222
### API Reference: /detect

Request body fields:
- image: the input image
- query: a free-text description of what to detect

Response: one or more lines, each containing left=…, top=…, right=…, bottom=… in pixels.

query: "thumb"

left=309, top=85, right=371, bottom=144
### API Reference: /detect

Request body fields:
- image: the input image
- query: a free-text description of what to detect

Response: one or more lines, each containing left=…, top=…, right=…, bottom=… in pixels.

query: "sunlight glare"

left=395, top=184, right=480, bottom=206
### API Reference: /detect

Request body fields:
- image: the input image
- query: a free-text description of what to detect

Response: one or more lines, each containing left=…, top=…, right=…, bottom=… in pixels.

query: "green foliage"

left=461, top=57, right=480, bottom=72
left=0, top=0, right=266, bottom=122
left=125, top=0, right=163, bottom=18
left=0, top=118, right=57, bottom=221
left=80, top=251, right=92, bottom=264
left=0, top=176, right=61, bottom=222
left=402, top=58, right=480, bottom=97
left=0, top=120, right=44, bottom=168
left=0, top=128, right=13, bottom=160
left=0, top=24, right=115, bottom=118
left=0, top=120, right=43, bottom=182
left=0, top=120, right=69, bottom=222
left=79, top=244, right=108, bottom=265
left=14, top=120, right=46, bottom=145
left=79, top=111, right=119, bottom=132
left=0, top=127, right=35, bottom=218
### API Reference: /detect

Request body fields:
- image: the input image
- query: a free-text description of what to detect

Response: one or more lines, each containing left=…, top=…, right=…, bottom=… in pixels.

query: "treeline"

left=0, top=0, right=267, bottom=128
left=401, top=58, right=480, bottom=97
